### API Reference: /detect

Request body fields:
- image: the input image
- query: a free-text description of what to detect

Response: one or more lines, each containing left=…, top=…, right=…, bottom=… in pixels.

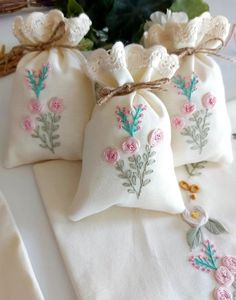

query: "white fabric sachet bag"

left=69, top=42, right=185, bottom=221
left=143, top=11, right=233, bottom=167
left=5, top=10, right=94, bottom=168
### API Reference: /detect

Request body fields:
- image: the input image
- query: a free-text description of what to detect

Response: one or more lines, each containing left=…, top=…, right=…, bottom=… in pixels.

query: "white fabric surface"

left=69, top=43, right=185, bottom=221
left=0, top=1, right=235, bottom=299
left=0, top=191, right=44, bottom=300
left=34, top=99, right=236, bottom=300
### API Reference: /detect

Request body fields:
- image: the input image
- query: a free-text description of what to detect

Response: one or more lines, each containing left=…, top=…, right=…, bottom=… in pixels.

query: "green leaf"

left=123, top=182, right=131, bottom=187
left=170, top=0, right=209, bottom=19
left=79, top=38, right=94, bottom=51
left=204, top=219, right=228, bottom=235
left=67, top=0, right=84, bottom=17
left=186, top=227, right=203, bottom=249
left=128, top=189, right=136, bottom=193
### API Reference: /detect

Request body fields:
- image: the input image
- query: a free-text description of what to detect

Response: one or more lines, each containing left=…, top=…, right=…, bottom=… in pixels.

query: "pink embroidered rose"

left=171, top=115, right=185, bottom=130
left=103, top=147, right=120, bottom=164
left=202, top=93, right=216, bottom=109
left=214, top=287, right=233, bottom=300
left=48, top=97, right=64, bottom=113
left=222, top=256, right=236, bottom=274
left=215, top=266, right=234, bottom=287
left=22, top=117, right=35, bottom=133
left=182, top=101, right=196, bottom=115
left=182, top=206, right=208, bottom=227
left=121, top=137, right=140, bottom=154
left=148, top=129, right=163, bottom=147
left=28, top=99, right=43, bottom=114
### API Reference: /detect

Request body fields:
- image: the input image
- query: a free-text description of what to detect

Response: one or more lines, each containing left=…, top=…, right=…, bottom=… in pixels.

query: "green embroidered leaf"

left=186, top=227, right=203, bottom=249
left=123, top=182, right=131, bottom=187
left=129, top=163, right=136, bottom=169
left=150, top=151, right=156, bottom=157
left=128, top=157, right=134, bottom=162
left=204, top=218, right=228, bottom=235
left=147, top=159, right=156, bottom=166
left=126, top=170, right=132, bottom=178
left=145, top=169, right=153, bottom=175
left=143, top=179, right=151, bottom=186
left=138, top=162, right=143, bottom=169
left=132, top=175, right=137, bottom=185
left=53, top=142, right=61, bottom=147
left=128, top=189, right=136, bottom=194
left=143, top=153, right=148, bottom=161
left=170, top=0, right=209, bottom=19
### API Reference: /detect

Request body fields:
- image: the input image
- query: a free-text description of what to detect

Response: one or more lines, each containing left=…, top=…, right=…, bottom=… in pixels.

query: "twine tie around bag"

left=96, top=78, right=170, bottom=105
left=176, top=37, right=236, bottom=62
left=0, top=21, right=80, bottom=77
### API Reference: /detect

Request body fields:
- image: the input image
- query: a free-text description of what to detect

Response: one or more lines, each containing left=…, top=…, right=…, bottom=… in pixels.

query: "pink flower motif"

left=215, top=266, right=234, bottom=287
left=28, top=99, right=43, bottom=114
left=202, top=92, right=217, bottom=109
left=222, top=256, right=236, bottom=274
left=22, top=117, right=35, bottom=133
left=48, top=97, right=64, bottom=113
left=121, top=137, right=140, bottom=154
left=185, top=81, right=190, bottom=89
left=214, top=287, right=233, bottom=300
left=148, top=129, right=163, bottom=147
left=182, top=101, right=196, bottom=115
left=103, top=147, right=120, bottom=164
left=171, top=115, right=185, bottom=130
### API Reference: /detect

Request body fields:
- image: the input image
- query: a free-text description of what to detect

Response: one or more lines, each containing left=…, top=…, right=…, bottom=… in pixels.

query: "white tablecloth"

left=0, top=1, right=236, bottom=299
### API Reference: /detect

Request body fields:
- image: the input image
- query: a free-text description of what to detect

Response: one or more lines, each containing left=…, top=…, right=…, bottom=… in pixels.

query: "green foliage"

left=56, top=0, right=210, bottom=49
left=170, top=0, right=209, bottom=19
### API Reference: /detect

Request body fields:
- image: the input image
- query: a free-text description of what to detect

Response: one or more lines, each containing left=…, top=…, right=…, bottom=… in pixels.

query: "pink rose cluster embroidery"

left=22, top=63, right=64, bottom=153
left=103, top=103, right=163, bottom=199
left=189, top=240, right=236, bottom=300
left=172, top=73, right=217, bottom=154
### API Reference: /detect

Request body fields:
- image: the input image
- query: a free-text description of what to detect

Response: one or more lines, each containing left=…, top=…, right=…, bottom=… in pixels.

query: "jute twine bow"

left=0, top=20, right=80, bottom=77
left=176, top=37, right=236, bottom=62
left=96, top=77, right=170, bottom=105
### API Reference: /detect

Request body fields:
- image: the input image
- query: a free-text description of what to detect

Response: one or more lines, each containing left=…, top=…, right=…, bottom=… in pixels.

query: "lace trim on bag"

left=87, top=42, right=179, bottom=82
left=144, top=12, right=230, bottom=49
left=13, top=10, right=92, bottom=46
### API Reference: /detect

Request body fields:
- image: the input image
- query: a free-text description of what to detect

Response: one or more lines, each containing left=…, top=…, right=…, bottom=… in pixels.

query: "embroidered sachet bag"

left=69, top=42, right=185, bottom=221
left=143, top=11, right=233, bottom=167
left=4, top=10, right=94, bottom=167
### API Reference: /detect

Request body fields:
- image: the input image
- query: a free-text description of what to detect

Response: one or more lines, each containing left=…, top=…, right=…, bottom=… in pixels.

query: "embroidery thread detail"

left=182, top=205, right=228, bottom=249
left=25, top=63, right=50, bottom=99
left=181, top=109, right=212, bottom=154
left=23, top=63, right=63, bottom=154
left=172, top=73, right=217, bottom=154
left=184, top=161, right=208, bottom=177
left=115, top=144, right=156, bottom=198
left=115, top=104, right=147, bottom=136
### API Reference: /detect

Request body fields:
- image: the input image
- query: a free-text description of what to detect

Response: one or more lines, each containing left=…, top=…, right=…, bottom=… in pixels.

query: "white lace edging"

left=13, top=9, right=92, bottom=46
left=87, top=42, right=179, bottom=81
left=144, top=12, right=230, bottom=49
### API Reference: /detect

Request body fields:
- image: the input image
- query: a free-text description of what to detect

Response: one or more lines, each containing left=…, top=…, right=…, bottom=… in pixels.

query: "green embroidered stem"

left=115, top=144, right=156, bottom=199
left=172, top=73, right=198, bottom=101
left=181, top=109, right=211, bottom=154
left=115, top=160, right=139, bottom=197
left=184, top=161, right=208, bottom=177
left=31, top=112, right=61, bottom=153
left=26, top=63, right=50, bottom=99
left=116, top=105, right=145, bottom=137
left=194, top=242, right=218, bottom=271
